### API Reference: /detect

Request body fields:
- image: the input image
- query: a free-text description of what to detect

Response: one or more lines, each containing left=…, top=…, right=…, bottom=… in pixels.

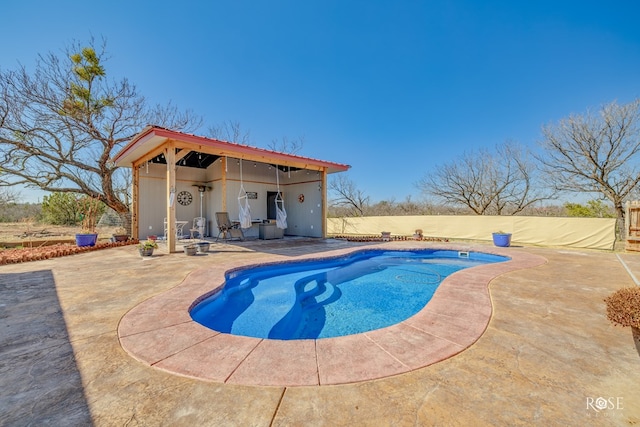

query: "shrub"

left=604, top=287, right=640, bottom=328
left=41, top=192, right=82, bottom=225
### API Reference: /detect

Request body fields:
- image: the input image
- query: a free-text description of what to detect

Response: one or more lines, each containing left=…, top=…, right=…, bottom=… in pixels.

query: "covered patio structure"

left=112, top=126, right=350, bottom=252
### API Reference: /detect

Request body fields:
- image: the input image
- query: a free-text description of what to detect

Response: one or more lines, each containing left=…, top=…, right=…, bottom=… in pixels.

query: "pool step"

left=268, top=272, right=342, bottom=339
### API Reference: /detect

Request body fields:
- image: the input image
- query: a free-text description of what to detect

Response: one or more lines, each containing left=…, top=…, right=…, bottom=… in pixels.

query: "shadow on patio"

left=0, top=270, right=92, bottom=426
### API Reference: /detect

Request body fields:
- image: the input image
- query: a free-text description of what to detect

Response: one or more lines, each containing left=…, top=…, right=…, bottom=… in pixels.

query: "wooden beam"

left=132, top=164, right=139, bottom=240
left=321, top=167, right=328, bottom=238
left=133, top=144, right=168, bottom=167
left=174, top=148, right=189, bottom=164
left=168, top=140, right=325, bottom=171
left=166, top=143, right=177, bottom=253
left=132, top=141, right=325, bottom=173
left=133, top=141, right=190, bottom=167
left=216, top=151, right=325, bottom=171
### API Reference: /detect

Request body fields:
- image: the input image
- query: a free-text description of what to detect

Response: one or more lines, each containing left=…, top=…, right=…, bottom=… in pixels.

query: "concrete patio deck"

left=1, top=238, right=639, bottom=426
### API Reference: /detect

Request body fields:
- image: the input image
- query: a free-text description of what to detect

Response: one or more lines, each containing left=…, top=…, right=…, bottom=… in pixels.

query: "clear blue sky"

left=3, top=0, right=640, bottom=203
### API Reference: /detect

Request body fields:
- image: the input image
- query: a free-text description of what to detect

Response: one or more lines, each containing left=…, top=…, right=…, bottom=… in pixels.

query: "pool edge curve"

left=117, top=243, right=546, bottom=387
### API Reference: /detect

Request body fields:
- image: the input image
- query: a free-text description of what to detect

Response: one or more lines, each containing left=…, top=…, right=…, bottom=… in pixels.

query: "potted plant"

left=604, top=287, right=640, bottom=346
left=75, top=196, right=102, bottom=247
left=112, top=227, right=129, bottom=242
left=183, top=243, right=197, bottom=256
left=196, top=241, right=210, bottom=253
left=138, top=239, right=158, bottom=257
left=492, top=231, right=512, bottom=247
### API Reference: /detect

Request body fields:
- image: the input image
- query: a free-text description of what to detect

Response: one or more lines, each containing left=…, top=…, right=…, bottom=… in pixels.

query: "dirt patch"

left=0, top=222, right=121, bottom=245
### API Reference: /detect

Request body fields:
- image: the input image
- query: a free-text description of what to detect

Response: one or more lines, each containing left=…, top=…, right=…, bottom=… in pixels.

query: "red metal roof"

left=112, top=125, right=350, bottom=174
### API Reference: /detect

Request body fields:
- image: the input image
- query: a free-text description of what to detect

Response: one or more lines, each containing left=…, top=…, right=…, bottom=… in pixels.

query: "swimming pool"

left=191, top=249, right=508, bottom=340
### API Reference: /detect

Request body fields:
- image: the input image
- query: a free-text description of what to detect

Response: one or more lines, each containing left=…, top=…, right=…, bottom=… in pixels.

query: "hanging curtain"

left=275, top=195, right=287, bottom=229
left=238, top=160, right=252, bottom=228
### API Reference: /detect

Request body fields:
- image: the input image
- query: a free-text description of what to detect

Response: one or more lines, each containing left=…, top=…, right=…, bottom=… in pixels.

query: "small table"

left=259, top=223, right=284, bottom=240
left=232, top=219, right=262, bottom=238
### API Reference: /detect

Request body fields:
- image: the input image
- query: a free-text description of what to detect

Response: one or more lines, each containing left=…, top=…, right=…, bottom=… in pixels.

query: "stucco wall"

left=137, top=161, right=325, bottom=238
left=327, top=215, right=617, bottom=250
left=216, top=164, right=323, bottom=237
left=138, top=164, right=208, bottom=238
left=282, top=181, right=323, bottom=237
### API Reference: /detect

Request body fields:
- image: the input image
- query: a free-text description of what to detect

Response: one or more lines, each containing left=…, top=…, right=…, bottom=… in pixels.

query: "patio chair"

left=215, top=212, right=244, bottom=241
left=190, top=216, right=207, bottom=239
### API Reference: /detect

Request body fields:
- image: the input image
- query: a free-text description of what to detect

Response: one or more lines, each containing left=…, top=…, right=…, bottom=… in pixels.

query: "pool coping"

left=117, top=243, right=546, bottom=387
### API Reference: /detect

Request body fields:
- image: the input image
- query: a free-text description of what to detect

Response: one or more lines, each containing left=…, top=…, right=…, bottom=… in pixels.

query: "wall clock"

left=177, top=191, right=193, bottom=206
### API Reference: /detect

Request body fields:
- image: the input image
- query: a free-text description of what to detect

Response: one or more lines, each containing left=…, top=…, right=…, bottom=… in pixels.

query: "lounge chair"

left=215, top=212, right=244, bottom=241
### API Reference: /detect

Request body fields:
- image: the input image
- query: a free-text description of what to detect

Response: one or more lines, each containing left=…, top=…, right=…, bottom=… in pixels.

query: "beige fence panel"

left=327, top=215, right=616, bottom=250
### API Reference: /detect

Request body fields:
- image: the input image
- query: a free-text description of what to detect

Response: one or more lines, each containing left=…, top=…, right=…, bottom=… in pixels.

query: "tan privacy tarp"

left=327, top=215, right=617, bottom=250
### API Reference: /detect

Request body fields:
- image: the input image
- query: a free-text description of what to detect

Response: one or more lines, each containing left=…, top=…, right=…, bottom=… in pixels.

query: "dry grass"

left=0, top=222, right=120, bottom=244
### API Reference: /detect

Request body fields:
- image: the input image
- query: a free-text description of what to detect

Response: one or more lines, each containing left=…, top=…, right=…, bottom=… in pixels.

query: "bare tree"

left=267, top=136, right=305, bottom=154
left=0, top=186, right=19, bottom=205
left=538, top=99, right=640, bottom=233
left=0, top=38, right=201, bottom=215
left=328, top=174, right=369, bottom=217
left=365, top=196, right=435, bottom=216
left=417, top=141, right=552, bottom=215
left=207, top=120, right=251, bottom=144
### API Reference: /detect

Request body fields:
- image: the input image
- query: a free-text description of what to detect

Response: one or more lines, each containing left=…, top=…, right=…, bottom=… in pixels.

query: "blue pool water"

left=190, top=249, right=508, bottom=340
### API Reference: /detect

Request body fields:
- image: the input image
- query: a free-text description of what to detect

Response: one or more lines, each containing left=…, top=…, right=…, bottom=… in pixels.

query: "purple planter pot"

left=492, top=233, right=512, bottom=247
left=75, top=233, right=98, bottom=247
